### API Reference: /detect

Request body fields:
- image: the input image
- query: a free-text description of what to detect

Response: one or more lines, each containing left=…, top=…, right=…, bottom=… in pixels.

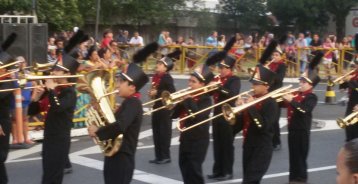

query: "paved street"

left=6, top=77, right=348, bottom=184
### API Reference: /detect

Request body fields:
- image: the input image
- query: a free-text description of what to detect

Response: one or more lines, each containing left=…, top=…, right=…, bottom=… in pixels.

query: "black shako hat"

left=57, top=30, right=89, bottom=74
left=0, top=33, right=17, bottom=65
left=300, top=52, right=323, bottom=87
left=158, top=49, right=181, bottom=71
left=191, top=64, right=214, bottom=85
left=117, top=42, right=159, bottom=91
left=206, top=36, right=237, bottom=69
left=249, top=65, right=276, bottom=85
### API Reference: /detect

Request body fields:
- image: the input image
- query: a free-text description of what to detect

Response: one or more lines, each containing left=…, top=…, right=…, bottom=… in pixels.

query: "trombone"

left=143, top=82, right=221, bottom=115
left=0, top=60, right=24, bottom=69
left=0, top=83, right=77, bottom=93
left=142, top=87, right=190, bottom=107
left=177, top=89, right=254, bottom=132
left=331, top=69, right=356, bottom=85
left=272, top=87, right=300, bottom=102
left=222, top=85, right=293, bottom=125
left=336, top=111, right=358, bottom=128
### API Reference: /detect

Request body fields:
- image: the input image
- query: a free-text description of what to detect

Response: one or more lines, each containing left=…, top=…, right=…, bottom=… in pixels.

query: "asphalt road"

left=6, top=78, right=348, bottom=184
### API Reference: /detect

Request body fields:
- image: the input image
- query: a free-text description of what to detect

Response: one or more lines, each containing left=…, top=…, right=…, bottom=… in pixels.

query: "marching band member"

left=0, top=63, right=16, bottom=184
left=171, top=65, right=214, bottom=184
left=267, top=48, right=287, bottom=150
left=281, top=53, right=322, bottom=183
left=234, top=64, right=278, bottom=184
left=88, top=43, right=158, bottom=184
left=31, top=64, right=77, bottom=184
left=149, top=50, right=178, bottom=164
left=339, top=33, right=358, bottom=142
left=0, top=33, right=18, bottom=184
left=207, top=37, right=241, bottom=181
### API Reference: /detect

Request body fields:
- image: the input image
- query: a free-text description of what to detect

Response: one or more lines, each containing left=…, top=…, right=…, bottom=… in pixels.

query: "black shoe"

left=64, top=167, right=73, bottom=174
left=149, top=159, right=160, bottom=164
left=215, top=174, right=233, bottom=181
left=207, top=173, right=222, bottom=179
left=155, top=158, right=171, bottom=164
left=273, top=144, right=282, bottom=151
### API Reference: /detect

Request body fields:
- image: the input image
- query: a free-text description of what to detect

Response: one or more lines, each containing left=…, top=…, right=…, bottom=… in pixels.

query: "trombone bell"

left=222, top=104, right=236, bottom=125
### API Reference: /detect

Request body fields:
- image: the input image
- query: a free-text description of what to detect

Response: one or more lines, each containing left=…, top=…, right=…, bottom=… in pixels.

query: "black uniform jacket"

left=234, top=97, right=278, bottom=147
left=213, top=75, right=241, bottom=115
left=96, top=96, right=143, bottom=156
left=0, top=80, right=15, bottom=126
left=153, top=73, right=176, bottom=109
left=268, top=62, right=286, bottom=92
left=44, top=87, right=77, bottom=137
left=286, top=92, right=317, bottom=131
left=171, top=95, right=212, bottom=141
left=340, top=76, right=358, bottom=115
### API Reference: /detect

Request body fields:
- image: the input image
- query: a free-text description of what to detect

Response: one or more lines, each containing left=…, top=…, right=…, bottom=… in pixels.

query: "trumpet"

left=331, top=69, right=356, bottom=85
left=177, top=89, right=254, bottom=132
left=336, top=111, right=358, bottom=128
left=143, top=82, right=221, bottom=115
left=0, top=83, right=77, bottom=93
left=222, top=85, right=293, bottom=125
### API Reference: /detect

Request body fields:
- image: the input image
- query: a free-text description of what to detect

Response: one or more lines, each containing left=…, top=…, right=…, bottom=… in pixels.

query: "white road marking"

left=207, top=165, right=336, bottom=184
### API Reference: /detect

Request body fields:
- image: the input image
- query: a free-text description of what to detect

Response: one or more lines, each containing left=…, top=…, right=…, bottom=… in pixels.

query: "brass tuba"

left=77, top=69, right=122, bottom=157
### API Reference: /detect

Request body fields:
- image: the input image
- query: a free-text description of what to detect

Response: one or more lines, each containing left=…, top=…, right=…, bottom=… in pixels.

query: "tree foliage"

left=267, top=0, right=329, bottom=34
left=219, top=0, right=268, bottom=32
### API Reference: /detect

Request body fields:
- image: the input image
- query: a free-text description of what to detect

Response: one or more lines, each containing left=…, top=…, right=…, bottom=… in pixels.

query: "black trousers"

left=242, top=145, right=273, bottom=184
left=288, top=130, right=310, bottom=182
left=0, top=120, right=10, bottom=184
left=345, top=123, right=358, bottom=142
left=104, top=152, right=134, bottom=184
left=179, top=139, right=209, bottom=184
left=42, top=135, right=70, bottom=184
left=151, top=109, right=172, bottom=160
left=212, top=117, right=234, bottom=175
left=272, top=108, right=281, bottom=147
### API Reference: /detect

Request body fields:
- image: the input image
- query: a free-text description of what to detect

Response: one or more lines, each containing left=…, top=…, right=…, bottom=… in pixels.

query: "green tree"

left=267, top=0, right=329, bottom=34
left=324, top=0, right=358, bottom=40
left=219, top=0, right=268, bottom=32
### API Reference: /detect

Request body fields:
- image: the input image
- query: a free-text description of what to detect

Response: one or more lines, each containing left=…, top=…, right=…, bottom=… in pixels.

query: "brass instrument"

left=143, top=82, right=221, bottom=115
left=33, top=62, right=56, bottom=72
left=142, top=87, right=190, bottom=107
left=332, top=69, right=356, bottom=85
left=77, top=69, right=121, bottom=157
left=336, top=111, right=358, bottom=128
left=272, top=87, right=300, bottom=102
left=0, top=60, right=24, bottom=69
left=222, top=85, right=293, bottom=125
left=0, top=83, right=77, bottom=93
left=177, top=89, right=254, bottom=132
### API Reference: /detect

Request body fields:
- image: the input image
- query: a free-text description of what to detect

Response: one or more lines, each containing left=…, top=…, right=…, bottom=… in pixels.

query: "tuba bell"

left=77, top=69, right=122, bottom=157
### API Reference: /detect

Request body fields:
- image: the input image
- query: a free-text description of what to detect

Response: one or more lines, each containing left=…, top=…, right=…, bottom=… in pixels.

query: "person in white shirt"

left=129, top=32, right=144, bottom=47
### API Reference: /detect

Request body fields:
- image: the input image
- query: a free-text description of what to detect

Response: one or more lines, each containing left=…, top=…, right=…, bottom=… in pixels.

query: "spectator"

left=165, top=31, right=173, bottom=45
left=305, top=31, right=312, bottom=47
left=340, top=37, right=353, bottom=71
left=175, top=36, right=186, bottom=46
left=78, top=46, right=107, bottom=72
left=295, top=33, right=308, bottom=73
left=98, top=47, right=116, bottom=69
left=47, top=45, right=58, bottom=63
left=100, top=29, right=113, bottom=48
left=218, top=35, right=226, bottom=47
left=322, top=36, right=335, bottom=75
left=310, top=34, right=322, bottom=60
left=336, top=138, right=358, bottom=184
left=186, top=36, right=198, bottom=69
left=206, top=31, right=218, bottom=47
left=129, top=31, right=144, bottom=47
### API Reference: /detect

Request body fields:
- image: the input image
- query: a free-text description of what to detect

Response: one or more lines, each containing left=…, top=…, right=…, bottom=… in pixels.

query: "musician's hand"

left=0, top=125, right=5, bottom=136
left=353, top=105, right=358, bottom=112
left=31, top=86, right=45, bottom=102
left=113, top=103, right=121, bottom=112
left=236, top=97, right=245, bottom=106
left=246, top=94, right=254, bottom=103
left=283, top=94, right=294, bottom=102
left=45, top=79, right=56, bottom=90
left=87, top=125, right=98, bottom=137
